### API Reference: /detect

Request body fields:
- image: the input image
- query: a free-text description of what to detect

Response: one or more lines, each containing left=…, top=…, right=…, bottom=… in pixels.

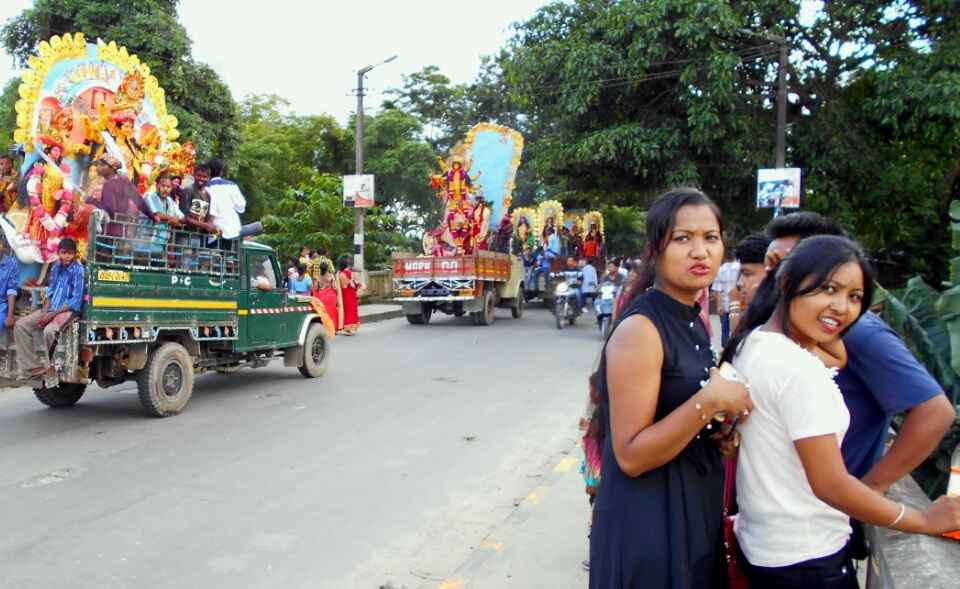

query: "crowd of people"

left=284, top=247, right=363, bottom=336
left=583, top=188, right=960, bottom=589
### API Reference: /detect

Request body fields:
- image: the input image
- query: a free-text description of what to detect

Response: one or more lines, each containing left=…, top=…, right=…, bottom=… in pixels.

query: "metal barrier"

left=92, top=214, right=239, bottom=276
left=866, top=475, right=960, bottom=588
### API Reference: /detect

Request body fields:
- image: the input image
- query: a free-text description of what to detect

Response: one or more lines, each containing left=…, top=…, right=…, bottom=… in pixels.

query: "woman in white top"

left=719, top=235, right=960, bottom=588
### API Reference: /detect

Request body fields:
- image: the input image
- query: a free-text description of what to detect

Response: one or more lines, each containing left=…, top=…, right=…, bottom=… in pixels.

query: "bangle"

left=888, top=503, right=906, bottom=527
left=694, top=402, right=712, bottom=429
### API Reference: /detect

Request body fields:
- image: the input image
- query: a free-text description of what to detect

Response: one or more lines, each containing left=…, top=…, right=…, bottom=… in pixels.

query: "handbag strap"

left=723, top=456, right=738, bottom=516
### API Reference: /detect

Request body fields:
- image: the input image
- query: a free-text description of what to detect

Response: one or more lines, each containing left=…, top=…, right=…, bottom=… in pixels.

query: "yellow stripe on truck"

left=91, top=297, right=238, bottom=310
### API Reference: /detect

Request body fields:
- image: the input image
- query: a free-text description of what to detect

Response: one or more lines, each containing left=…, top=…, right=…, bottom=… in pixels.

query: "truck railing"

left=91, top=213, right=240, bottom=278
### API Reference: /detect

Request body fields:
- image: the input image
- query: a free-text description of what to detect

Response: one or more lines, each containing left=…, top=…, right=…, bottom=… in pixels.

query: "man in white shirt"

left=711, top=253, right=740, bottom=345
left=205, top=159, right=257, bottom=242
left=578, top=258, right=598, bottom=311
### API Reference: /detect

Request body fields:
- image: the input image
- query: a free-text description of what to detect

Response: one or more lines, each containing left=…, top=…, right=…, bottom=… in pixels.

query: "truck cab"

left=0, top=216, right=333, bottom=417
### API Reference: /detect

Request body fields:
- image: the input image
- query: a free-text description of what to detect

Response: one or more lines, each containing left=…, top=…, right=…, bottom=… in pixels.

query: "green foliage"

left=492, top=0, right=960, bottom=282
left=259, top=172, right=418, bottom=270
left=1, top=0, right=239, bottom=157
left=602, top=206, right=646, bottom=257
left=880, top=200, right=960, bottom=497
left=0, top=78, right=17, bottom=151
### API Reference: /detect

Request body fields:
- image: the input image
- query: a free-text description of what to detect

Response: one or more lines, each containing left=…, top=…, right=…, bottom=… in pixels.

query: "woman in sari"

left=338, top=255, right=362, bottom=335
left=315, top=260, right=343, bottom=331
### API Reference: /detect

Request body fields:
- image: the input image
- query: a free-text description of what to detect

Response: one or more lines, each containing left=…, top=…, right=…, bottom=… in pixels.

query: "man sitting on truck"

left=15, top=238, right=85, bottom=377
left=0, top=234, right=20, bottom=338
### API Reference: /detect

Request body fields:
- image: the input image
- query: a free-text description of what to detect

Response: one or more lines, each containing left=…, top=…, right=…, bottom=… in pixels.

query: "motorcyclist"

left=578, top=258, right=599, bottom=311
left=561, top=257, right=584, bottom=306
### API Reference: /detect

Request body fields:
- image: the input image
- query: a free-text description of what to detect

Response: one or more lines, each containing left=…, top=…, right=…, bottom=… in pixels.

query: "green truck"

left=0, top=215, right=332, bottom=417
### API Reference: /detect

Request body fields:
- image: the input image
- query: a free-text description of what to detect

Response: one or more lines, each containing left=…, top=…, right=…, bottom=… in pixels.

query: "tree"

left=602, top=206, right=646, bottom=257
left=494, top=0, right=960, bottom=283
left=346, top=107, right=440, bottom=224
left=260, top=172, right=418, bottom=270
left=1, top=0, right=239, bottom=157
left=233, top=94, right=350, bottom=221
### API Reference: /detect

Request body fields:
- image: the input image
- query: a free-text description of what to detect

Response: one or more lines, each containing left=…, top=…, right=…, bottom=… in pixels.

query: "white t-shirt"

left=206, top=177, right=247, bottom=239
left=580, top=263, right=598, bottom=294
left=732, top=329, right=852, bottom=567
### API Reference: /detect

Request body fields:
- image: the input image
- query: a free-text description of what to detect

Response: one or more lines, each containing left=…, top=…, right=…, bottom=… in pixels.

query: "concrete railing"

left=866, top=476, right=960, bottom=588
left=362, top=270, right=392, bottom=302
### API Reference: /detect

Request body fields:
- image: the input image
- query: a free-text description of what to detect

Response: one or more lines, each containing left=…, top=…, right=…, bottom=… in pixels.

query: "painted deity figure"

left=25, top=142, right=72, bottom=261
left=541, top=216, right=557, bottom=244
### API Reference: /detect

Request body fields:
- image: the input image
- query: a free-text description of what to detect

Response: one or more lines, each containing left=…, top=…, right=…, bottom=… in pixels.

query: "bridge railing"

left=866, top=475, right=960, bottom=588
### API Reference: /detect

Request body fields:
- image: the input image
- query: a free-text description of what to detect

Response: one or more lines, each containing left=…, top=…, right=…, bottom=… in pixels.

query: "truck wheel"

left=406, top=304, right=432, bottom=325
left=472, top=290, right=496, bottom=326
left=511, top=293, right=525, bottom=319
left=298, top=323, right=330, bottom=378
left=34, top=383, right=86, bottom=408
left=137, top=342, right=194, bottom=417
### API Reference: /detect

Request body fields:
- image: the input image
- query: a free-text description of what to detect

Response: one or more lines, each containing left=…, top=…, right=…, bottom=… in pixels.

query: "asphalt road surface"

left=0, top=306, right=601, bottom=589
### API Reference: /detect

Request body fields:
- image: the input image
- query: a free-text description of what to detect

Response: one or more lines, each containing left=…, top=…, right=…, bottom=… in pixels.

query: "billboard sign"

left=757, top=168, right=801, bottom=209
left=343, top=174, right=375, bottom=208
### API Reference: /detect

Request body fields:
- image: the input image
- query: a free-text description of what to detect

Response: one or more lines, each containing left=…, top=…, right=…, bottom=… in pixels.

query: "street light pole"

left=353, top=55, right=397, bottom=276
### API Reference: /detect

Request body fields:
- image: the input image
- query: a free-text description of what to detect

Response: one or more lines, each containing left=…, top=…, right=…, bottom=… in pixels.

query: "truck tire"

left=511, top=293, right=525, bottom=319
left=298, top=323, right=330, bottom=378
left=137, top=342, right=195, bottom=417
left=472, top=290, right=495, bottom=326
left=406, top=304, right=432, bottom=325
left=33, top=383, right=86, bottom=408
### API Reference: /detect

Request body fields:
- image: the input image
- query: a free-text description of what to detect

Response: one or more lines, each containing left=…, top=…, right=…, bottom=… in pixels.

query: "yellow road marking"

left=92, top=297, right=237, bottom=310
left=238, top=309, right=249, bottom=316
left=479, top=538, right=504, bottom=552
left=524, top=486, right=546, bottom=506
left=553, top=456, right=579, bottom=473
left=437, top=579, right=466, bottom=589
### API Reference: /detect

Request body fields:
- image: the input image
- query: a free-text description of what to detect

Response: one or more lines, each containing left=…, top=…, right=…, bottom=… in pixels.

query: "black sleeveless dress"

left=589, top=288, right=726, bottom=589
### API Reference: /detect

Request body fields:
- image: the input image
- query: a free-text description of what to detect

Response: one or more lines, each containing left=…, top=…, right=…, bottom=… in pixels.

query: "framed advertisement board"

left=343, top=174, right=375, bottom=208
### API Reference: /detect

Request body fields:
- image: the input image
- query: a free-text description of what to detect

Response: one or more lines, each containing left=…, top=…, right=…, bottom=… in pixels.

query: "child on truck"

left=14, top=238, right=85, bottom=377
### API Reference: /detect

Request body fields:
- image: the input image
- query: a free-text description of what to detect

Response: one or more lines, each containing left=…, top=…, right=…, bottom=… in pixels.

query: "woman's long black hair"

left=719, top=235, right=876, bottom=366
left=617, top=187, right=724, bottom=311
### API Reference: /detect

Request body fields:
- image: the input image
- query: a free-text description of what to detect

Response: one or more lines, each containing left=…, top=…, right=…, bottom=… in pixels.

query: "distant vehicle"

left=553, top=270, right=582, bottom=330
left=595, top=282, right=618, bottom=337
left=0, top=217, right=333, bottom=417
left=392, top=250, right=525, bottom=326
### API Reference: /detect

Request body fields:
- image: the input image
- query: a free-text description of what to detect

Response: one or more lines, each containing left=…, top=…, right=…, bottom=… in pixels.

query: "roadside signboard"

left=343, top=174, right=375, bottom=208
left=756, top=168, right=801, bottom=209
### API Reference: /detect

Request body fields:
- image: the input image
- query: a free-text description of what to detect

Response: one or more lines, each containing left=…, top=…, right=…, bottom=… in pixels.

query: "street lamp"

left=353, top=54, right=398, bottom=276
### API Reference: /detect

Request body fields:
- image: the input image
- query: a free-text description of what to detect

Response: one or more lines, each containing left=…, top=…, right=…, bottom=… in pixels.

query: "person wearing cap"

left=14, top=238, right=85, bottom=377
left=93, top=155, right=156, bottom=237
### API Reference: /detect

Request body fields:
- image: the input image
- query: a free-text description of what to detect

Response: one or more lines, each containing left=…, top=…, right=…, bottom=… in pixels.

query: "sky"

left=0, top=0, right=550, bottom=121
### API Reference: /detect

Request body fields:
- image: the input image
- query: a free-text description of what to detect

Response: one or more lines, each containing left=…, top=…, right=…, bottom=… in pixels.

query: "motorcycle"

left=553, top=272, right=582, bottom=330
left=594, top=282, right=618, bottom=337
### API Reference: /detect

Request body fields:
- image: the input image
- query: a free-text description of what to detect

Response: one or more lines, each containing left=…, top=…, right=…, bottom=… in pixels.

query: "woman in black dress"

left=589, top=188, right=752, bottom=589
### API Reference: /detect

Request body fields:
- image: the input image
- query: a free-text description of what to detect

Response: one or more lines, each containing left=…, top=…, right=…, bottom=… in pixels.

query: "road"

left=0, top=306, right=600, bottom=589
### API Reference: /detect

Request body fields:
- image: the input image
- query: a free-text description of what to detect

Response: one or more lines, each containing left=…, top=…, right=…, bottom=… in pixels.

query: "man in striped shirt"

left=15, top=238, right=85, bottom=376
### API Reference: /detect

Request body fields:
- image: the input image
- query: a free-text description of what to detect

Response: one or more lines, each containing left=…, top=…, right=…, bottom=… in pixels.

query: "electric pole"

left=352, top=55, right=397, bottom=276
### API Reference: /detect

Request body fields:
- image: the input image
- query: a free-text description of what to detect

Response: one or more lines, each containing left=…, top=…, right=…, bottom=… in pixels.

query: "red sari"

left=315, top=273, right=343, bottom=331
left=339, top=268, right=360, bottom=332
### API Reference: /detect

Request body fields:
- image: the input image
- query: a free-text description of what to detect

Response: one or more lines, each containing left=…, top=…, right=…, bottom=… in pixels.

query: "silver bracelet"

left=888, top=503, right=906, bottom=527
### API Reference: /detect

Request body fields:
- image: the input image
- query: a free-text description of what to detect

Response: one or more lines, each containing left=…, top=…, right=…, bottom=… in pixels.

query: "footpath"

left=359, top=303, right=404, bottom=324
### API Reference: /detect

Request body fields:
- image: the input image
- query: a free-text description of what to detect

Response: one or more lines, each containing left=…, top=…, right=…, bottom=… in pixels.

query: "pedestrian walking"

left=720, top=235, right=960, bottom=588
left=711, top=252, right=739, bottom=345
left=338, top=256, right=362, bottom=335
left=588, top=188, right=751, bottom=589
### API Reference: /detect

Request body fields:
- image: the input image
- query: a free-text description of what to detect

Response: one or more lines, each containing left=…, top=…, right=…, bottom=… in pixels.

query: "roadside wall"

left=362, top=270, right=392, bottom=302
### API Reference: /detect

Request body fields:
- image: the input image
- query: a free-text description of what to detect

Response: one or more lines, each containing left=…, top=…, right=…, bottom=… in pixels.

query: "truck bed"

left=392, top=251, right=511, bottom=282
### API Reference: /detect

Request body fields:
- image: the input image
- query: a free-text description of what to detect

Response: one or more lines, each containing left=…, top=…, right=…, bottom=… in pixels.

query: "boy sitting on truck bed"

left=0, top=233, right=19, bottom=340
left=15, top=238, right=85, bottom=377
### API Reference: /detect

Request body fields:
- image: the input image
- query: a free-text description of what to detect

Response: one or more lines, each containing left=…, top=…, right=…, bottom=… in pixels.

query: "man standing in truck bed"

left=15, top=238, right=85, bottom=377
